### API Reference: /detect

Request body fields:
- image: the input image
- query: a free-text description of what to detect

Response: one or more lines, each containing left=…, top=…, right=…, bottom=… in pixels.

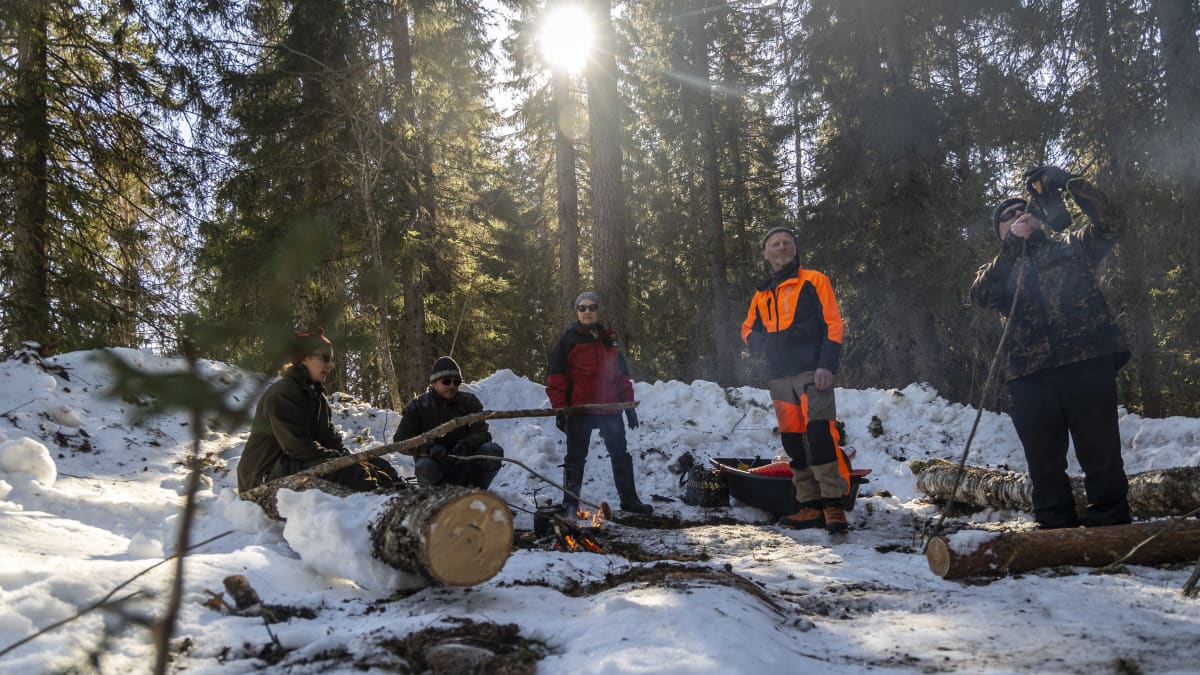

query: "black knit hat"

left=761, top=226, right=797, bottom=249
left=992, top=198, right=1027, bottom=239
left=289, top=328, right=332, bottom=365
left=430, top=356, right=462, bottom=383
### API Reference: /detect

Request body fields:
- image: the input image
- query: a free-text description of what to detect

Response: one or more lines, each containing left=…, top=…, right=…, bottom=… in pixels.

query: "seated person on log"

left=393, top=356, right=504, bottom=490
left=237, top=328, right=401, bottom=493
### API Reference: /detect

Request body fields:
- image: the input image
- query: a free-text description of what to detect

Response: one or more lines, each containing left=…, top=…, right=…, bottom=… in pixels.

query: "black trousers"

left=414, top=441, right=503, bottom=490
left=1007, top=356, right=1130, bottom=528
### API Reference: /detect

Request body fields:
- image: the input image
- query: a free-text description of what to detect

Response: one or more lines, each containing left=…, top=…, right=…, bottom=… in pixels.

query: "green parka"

left=237, top=365, right=347, bottom=491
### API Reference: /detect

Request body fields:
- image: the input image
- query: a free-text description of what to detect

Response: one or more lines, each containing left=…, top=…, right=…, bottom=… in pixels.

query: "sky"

left=1, top=348, right=1199, bottom=673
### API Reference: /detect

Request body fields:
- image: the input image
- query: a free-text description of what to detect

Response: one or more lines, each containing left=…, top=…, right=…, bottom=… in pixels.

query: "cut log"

left=911, top=458, right=1200, bottom=518
left=370, top=486, right=513, bottom=587
left=926, top=518, right=1200, bottom=579
left=245, top=477, right=512, bottom=588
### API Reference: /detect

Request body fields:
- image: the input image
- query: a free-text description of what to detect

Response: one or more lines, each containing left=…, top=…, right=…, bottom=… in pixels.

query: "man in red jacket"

left=546, top=292, right=653, bottom=515
left=742, top=227, right=851, bottom=533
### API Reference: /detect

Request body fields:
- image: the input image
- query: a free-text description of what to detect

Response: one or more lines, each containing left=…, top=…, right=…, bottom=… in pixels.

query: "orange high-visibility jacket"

left=741, top=263, right=843, bottom=379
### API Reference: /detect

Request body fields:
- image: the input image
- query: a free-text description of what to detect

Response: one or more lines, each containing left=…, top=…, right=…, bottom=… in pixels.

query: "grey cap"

left=761, top=226, right=797, bottom=249
left=575, top=291, right=600, bottom=307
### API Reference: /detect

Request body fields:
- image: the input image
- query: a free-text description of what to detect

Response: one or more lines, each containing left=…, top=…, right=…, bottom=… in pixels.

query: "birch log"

left=926, top=518, right=1200, bottom=579
left=911, top=458, right=1200, bottom=518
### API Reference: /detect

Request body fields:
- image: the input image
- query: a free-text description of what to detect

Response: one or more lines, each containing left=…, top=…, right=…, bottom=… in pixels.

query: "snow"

left=0, top=350, right=1197, bottom=673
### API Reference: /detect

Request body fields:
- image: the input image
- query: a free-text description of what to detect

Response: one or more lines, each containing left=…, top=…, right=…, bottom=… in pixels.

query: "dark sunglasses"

left=311, top=353, right=334, bottom=363
left=439, top=377, right=462, bottom=386
left=998, top=205, right=1026, bottom=223
left=576, top=304, right=599, bottom=312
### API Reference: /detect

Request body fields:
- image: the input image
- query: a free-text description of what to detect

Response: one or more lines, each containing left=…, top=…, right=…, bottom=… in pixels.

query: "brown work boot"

left=823, top=500, right=848, bottom=534
left=777, top=501, right=825, bottom=530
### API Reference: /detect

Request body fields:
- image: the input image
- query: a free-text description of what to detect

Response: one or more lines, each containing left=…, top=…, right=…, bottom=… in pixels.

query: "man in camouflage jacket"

left=971, top=168, right=1131, bottom=529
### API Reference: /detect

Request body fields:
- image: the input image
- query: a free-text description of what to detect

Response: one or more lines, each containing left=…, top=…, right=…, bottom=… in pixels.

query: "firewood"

left=369, top=485, right=513, bottom=587
left=911, top=458, right=1200, bottom=518
left=926, top=518, right=1200, bottom=579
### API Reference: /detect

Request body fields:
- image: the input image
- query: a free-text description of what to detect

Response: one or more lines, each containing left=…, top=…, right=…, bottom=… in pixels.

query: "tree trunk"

left=1085, top=0, right=1164, bottom=418
left=392, top=1, right=434, bottom=398
left=11, top=0, right=51, bottom=350
left=586, top=0, right=629, bottom=335
left=552, top=67, right=580, bottom=320
left=1152, top=0, right=1200, bottom=149
left=244, top=477, right=512, bottom=587
left=926, top=517, right=1200, bottom=579
left=911, top=458, right=1200, bottom=518
left=688, top=7, right=734, bottom=386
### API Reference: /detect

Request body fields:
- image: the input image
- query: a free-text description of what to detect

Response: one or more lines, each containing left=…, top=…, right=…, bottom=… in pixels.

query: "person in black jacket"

left=971, top=167, right=1131, bottom=529
left=393, top=356, right=504, bottom=490
left=237, top=329, right=400, bottom=493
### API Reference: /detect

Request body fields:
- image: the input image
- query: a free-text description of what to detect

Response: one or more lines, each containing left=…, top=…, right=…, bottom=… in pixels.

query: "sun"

left=538, top=4, right=594, bottom=74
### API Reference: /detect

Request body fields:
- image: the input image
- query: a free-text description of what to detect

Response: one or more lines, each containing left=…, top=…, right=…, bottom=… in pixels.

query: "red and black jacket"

left=545, top=322, right=635, bottom=414
left=741, top=260, right=844, bottom=379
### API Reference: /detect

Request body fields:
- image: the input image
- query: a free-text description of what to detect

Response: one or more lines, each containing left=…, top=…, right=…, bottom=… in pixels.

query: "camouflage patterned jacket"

left=970, top=180, right=1129, bottom=382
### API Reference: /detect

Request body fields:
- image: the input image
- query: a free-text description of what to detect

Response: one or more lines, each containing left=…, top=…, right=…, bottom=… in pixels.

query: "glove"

left=625, top=408, right=639, bottom=429
left=452, top=440, right=469, bottom=456
left=555, top=412, right=568, bottom=433
left=1022, top=165, right=1075, bottom=195
left=427, top=443, right=448, bottom=462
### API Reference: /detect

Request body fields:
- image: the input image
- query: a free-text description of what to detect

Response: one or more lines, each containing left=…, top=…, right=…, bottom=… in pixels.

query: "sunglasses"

left=998, top=204, right=1026, bottom=224
left=311, top=353, right=334, bottom=363
left=439, top=377, right=462, bottom=386
left=576, top=304, right=599, bottom=312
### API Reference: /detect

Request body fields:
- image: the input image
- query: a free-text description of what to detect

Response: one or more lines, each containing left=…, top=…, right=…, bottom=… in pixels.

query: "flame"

left=580, top=536, right=603, bottom=553
left=562, top=534, right=578, bottom=551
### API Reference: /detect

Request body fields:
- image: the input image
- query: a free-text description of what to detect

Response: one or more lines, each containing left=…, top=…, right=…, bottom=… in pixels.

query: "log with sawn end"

left=910, top=458, right=1200, bottom=518
left=926, top=517, right=1200, bottom=579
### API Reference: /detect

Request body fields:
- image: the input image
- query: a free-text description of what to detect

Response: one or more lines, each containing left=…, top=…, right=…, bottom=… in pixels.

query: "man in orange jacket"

left=742, top=226, right=851, bottom=533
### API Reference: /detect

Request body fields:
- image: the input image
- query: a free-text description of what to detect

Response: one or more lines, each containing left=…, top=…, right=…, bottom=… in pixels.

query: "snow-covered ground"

left=1, top=348, right=1198, bottom=673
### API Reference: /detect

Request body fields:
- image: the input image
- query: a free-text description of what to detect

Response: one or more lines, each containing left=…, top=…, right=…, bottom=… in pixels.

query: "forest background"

left=2, top=0, right=1198, bottom=417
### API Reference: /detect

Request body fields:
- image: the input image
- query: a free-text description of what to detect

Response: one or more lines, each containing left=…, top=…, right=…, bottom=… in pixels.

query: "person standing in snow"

left=546, top=292, right=653, bottom=515
left=742, top=226, right=851, bottom=533
left=237, top=329, right=400, bottom=493
left=971, top=167, right=1130, bottom=529
left=393, top=356, right=504, bottom=490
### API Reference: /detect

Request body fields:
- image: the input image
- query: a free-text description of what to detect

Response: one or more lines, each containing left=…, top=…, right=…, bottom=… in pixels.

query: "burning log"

left=926, top=518, right=1200, bottom=579
left=245, top=476, right=513, bottom=588
left=911, top=458, right=1200, bottom=518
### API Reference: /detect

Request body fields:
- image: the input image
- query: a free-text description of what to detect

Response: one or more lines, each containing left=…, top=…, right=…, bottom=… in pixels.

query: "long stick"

left=240, top=402, right=637, bottom=504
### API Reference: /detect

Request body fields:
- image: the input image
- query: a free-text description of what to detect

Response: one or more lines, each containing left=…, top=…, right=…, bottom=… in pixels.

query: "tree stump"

left=370, top=486, right=513, bottom=587
left=911, top=458, right=1200, bottom=518
left=926, top=518, right=1200, bottom=579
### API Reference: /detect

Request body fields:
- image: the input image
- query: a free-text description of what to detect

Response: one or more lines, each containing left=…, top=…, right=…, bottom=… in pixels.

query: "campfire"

left=534, top=505, right=606, bottom=553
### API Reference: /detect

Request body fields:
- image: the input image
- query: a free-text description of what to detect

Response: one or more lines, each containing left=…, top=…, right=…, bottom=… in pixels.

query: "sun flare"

left=539, top=5, right=594, bottom=73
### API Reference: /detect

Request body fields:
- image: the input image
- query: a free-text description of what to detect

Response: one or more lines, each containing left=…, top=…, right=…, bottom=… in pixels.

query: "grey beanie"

left=574, top=291, right=600, bottom=307
left=761, top=226, right=797, bottom=249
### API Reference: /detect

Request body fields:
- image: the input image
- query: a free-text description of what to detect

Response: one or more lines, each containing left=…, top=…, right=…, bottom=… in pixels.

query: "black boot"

left=611, top=454, right=653, bottom=514
left=561, top=461, right=585, bottom=516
